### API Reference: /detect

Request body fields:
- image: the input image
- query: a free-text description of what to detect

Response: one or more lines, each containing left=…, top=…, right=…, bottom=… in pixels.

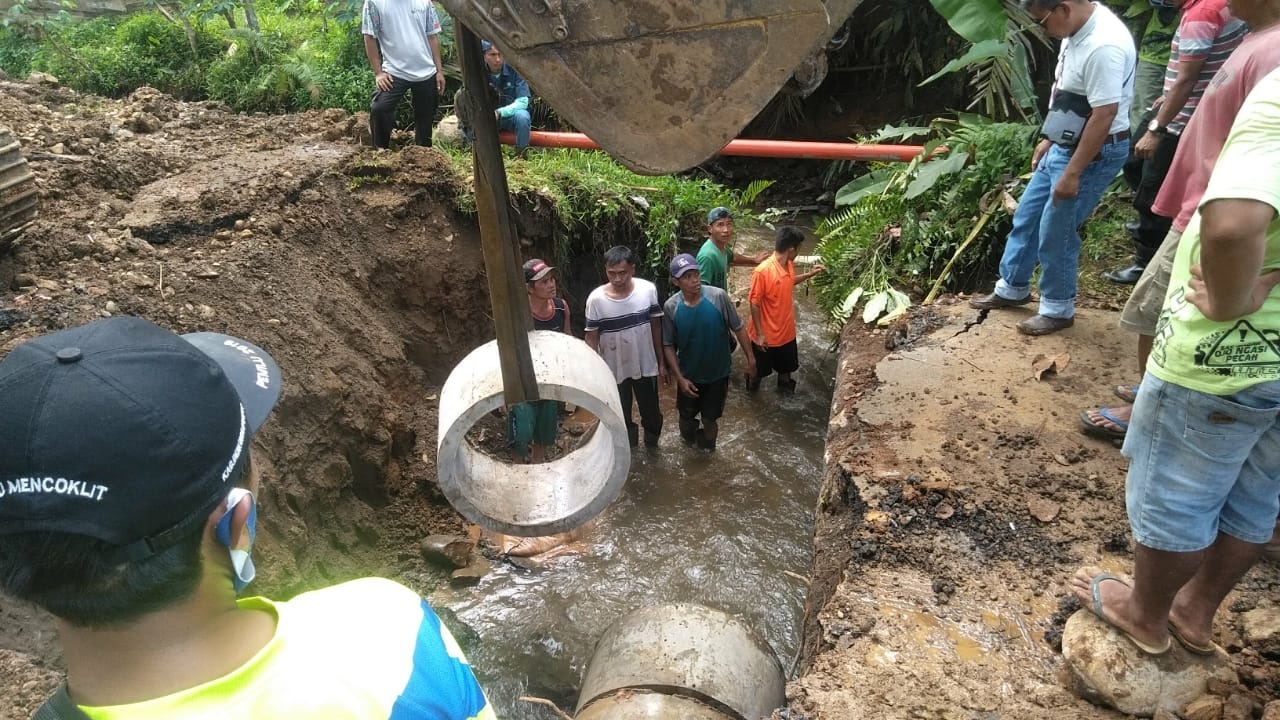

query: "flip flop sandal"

left=1079, top=408, right=1128, bottom=440
left=1168, top=622, right=1219, bottom=656
left=1084, top=572, right=1171, bottom=656
left=1113, top=384, right=1140, bottom=404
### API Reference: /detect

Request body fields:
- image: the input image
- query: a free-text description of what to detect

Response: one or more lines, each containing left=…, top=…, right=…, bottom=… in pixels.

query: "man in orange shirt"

left=747, top=225, right=825, bottom=393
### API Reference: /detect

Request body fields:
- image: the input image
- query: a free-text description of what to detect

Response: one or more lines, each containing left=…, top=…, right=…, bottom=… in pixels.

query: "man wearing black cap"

left=0, top=317, right=494, bottom=719
left=696, top=207, right=769, bottom=292
left=662, top=254, right=755, bottom=450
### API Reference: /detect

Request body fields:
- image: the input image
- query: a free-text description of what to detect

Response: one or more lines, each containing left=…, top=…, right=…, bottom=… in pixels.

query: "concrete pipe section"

left=575, top=603, right=787, bottom=720
left=437, top=330, right=630, bottom=536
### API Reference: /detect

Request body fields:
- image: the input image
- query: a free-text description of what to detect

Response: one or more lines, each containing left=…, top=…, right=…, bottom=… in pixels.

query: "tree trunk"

left=223, top=9, right=236, bottom=28
left=151, top=1, right=200, bottom=58
left=242, top=0, right=260, bottom=31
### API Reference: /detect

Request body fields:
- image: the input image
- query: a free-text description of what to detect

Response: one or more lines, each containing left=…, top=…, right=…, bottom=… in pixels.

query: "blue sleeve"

left=388, top=601, right=493, bottom=720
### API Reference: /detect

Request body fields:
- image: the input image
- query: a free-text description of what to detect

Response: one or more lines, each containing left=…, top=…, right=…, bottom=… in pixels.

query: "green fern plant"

left=816, top=116, right=1037, bottom=326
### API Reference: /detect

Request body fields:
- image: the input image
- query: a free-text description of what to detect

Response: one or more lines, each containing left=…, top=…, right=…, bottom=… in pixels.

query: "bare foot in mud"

left=1070, top=566, right=1171, bottom=655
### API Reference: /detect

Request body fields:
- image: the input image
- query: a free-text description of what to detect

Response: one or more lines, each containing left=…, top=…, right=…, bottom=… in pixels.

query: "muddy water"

left=432, top=231, right=836, bottom=719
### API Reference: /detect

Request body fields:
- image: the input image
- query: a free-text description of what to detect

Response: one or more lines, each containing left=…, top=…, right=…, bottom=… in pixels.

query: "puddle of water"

left=430, top=227, right=836, bottom=718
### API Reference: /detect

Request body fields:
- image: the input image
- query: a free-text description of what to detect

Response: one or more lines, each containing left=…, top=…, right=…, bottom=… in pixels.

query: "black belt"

left=1105, top=130, right=1130, bottom=144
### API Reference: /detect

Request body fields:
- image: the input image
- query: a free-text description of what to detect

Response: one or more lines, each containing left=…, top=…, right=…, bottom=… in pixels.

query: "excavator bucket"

left=438, top=0, right=863, bottom=175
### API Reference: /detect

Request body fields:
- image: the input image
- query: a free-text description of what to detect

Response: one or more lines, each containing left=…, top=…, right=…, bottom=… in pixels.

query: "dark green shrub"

left=0, top=26, right=38, bottom=78
left=29, top=13, right=218, bottom=98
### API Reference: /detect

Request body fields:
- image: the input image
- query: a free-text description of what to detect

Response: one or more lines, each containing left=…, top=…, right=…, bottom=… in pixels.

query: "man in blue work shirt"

left=460, top=40, right=532, bottom=153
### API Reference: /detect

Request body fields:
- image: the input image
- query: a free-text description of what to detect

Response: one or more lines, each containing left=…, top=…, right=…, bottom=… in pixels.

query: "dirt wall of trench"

left=0, top=80, right=513, bottom=716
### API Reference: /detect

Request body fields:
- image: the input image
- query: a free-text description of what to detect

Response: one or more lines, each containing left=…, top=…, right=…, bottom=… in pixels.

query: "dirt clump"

left=0, top=79, right=496, bottom=717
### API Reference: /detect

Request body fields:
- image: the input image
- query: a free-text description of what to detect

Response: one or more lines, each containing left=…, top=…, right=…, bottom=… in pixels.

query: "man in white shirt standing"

left=362, top=0, right=446, bottom=149
left=585, top=246, right=669, bottom=448
left=971, top=0, right=1137, bottom=335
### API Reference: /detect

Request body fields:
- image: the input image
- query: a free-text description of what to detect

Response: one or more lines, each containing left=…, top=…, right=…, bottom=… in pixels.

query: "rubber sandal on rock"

left=1083, top=572, right=1171, bottom=656
left=1168, top=622, right=1218, bottom=656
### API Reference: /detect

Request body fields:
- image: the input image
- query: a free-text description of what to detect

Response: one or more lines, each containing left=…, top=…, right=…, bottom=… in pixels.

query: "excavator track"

left=0, top=128, right=38, bottom=248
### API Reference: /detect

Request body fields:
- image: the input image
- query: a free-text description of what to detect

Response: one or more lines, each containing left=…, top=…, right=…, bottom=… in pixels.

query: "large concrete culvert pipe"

left=437, top=330, right=631, bottom=537
left=575, top=603, right=787, bottom=720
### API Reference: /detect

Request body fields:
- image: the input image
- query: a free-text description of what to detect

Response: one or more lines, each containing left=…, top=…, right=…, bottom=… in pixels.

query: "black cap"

left=0, top=317, right=282, bottom=561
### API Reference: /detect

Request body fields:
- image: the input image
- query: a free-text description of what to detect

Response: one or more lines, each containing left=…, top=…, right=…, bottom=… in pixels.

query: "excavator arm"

left=439, top=0, right=863, bottom=174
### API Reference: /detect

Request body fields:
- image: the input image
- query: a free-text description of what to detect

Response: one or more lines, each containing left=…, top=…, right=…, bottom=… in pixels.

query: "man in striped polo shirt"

left=585, top=246, right=669, bottom=447
left=1107, top=0, right=1246, bottom=285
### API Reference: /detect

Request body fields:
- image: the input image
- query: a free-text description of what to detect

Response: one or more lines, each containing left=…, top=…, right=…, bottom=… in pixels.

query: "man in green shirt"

left=695, top=207, right=769, bottom=291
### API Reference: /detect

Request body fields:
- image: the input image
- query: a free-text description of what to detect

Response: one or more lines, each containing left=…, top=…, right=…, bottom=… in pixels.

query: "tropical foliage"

left=0, top=0, right=459, bottom=114
left=921, top=0, right=1049, bottom=122
left=814, top=116, right=1038, bottom=325
left=443, top=145, right=772, bottom=279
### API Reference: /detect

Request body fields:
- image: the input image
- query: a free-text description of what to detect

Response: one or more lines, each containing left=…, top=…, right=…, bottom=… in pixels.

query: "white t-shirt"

left=361, top=0, right=442, bottom=83
left=584, top=278, right=663, bottom=382
left=1051, top=1, right=1136, bottom=135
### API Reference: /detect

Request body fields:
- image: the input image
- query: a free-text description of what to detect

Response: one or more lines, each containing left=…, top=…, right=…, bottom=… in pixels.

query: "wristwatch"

left=1147, top=118, right=1168, bottom=135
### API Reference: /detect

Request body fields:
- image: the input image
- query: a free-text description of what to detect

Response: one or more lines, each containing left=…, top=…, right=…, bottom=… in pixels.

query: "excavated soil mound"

left=0, top=79, right=495, bottom=718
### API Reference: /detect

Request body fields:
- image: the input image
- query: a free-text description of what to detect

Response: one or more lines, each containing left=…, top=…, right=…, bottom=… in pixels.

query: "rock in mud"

left=1062, top=610, right=1237, bottom=716
left=420, top=535, right=474, bottom=569
left=1183, top=694, right=1224, bottom=720
left=1240, top=607, right=1280, bottom=657
left=1263, top=699, right=1280, bottom=720
left=450, top=557, right=492, bottom=585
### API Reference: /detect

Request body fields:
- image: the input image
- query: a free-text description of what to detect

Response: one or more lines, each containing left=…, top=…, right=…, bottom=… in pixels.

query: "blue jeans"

left=994, top=141, right=1128, bottom=318
left=498, top=109, right=532, bottom=151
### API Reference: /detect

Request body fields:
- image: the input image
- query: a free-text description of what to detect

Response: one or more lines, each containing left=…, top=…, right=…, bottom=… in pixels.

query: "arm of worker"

left=584, top=329, right=599, bottom=352
left=734, top=325, right=756, bottom=380
left=495, top=95, right=529, bottom=119
left=1134, top=55, right=1207, bottom=159
left=791, top=264, right=826, bottom=285
left=749, top=302, right=767, bottom=349
left=430, top=34, right=445, bottom=92
left=731, top=249, right=770, bottom=266
left=362, top=35, right=394, bottom=92
left=560, top=302, right=571, bottom=335
left=425, top=3, right=445, bottom=93
left=649, top=315, right=669, bottom=385
left=663, top=345, right=696, bottom=397
left=1185, top=198, right=1280, bottom=321
left=1052, top=102, right=1117, bottom=206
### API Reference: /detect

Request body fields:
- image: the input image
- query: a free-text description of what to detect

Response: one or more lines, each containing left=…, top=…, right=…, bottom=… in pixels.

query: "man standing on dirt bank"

left=1070, top=66, right=1280, bottom=662
left=0, top=317, right=495, bottom=719
left=663, top=253, right=756, bottom=451
left=585, top=246, right=668, bottom=447
left=696, top=207, right=769, bottom=292
left=747, top=225, right=824, bottom=394
left=362, top=0, right=446, bottom=149
left=1080, top=0, right=1280, bottom=439
left=508, top=258, right=569, bottom=463
left=970, top=0, right=1136, bottom=336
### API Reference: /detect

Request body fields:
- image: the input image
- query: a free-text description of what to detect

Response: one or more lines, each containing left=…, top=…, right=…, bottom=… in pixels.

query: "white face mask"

left=214, top=487, right=257, bottom=593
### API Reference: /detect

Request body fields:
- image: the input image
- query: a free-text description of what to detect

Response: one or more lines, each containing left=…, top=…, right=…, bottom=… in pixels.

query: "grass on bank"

left=439, top=143, right=769, bottom=280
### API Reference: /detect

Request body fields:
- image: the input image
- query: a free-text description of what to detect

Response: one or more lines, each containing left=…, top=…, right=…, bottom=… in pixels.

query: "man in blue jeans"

left=970, top=0, right=1136, bottom=335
